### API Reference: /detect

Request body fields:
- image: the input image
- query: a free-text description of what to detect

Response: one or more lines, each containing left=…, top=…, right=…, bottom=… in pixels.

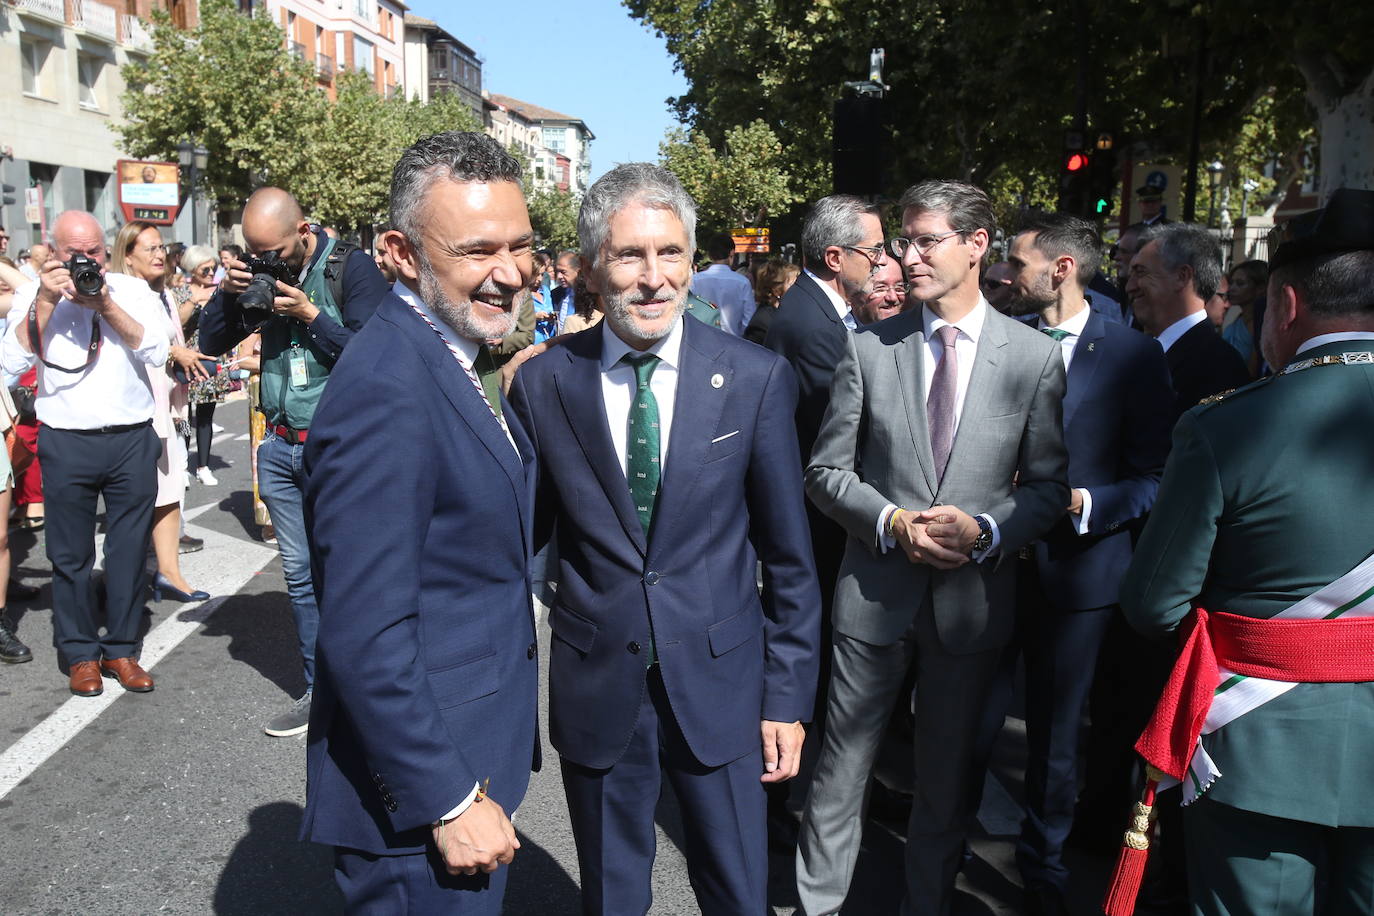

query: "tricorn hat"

left=1135, top=184, right=1164, bottom=200
left=1269, top=188, right=1374, bottom=270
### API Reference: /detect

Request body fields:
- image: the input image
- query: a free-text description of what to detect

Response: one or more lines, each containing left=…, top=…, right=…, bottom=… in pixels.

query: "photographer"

left=198, top=187, right=387, bottom=738
left=0, top=210, right=170, bottom=696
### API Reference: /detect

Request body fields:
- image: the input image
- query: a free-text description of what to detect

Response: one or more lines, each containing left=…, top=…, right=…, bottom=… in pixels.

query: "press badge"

left=288, top=345, right=309, bottom=388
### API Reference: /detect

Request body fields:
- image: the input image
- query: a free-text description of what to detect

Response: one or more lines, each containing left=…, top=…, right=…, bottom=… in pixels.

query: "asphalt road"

left=0, top=394, right=1130, bottom=915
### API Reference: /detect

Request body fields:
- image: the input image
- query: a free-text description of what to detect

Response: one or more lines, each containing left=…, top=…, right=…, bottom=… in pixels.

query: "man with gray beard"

left=300, top=132, right=540, bottom=913
left=507, top=163, right=820, bottom=914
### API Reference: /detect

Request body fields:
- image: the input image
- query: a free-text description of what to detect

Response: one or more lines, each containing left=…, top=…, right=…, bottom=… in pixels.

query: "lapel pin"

left=710, top=373, right=724, bottom=389
left=1087, top=342, right=1095, bottom=352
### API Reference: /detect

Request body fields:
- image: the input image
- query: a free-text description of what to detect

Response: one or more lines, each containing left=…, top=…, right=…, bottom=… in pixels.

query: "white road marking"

left=234, top=433, right=250, bottom=441
left=0, top=526, right=277, bottom=801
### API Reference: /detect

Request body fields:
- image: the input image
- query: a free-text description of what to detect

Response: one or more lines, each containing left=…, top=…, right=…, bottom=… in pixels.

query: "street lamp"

left=177, top=140, right=209, bottom=245
left=1206, top=160, right=1225, bottom=228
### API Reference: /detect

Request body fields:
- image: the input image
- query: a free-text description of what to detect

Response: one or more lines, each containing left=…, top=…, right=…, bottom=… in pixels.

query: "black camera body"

left=237, top=252, right=298, bottom=324
left=64, top=254, right=104, bottom=297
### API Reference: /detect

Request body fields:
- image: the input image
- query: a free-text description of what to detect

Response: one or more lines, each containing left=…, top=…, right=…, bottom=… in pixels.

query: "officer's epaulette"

left=1194, top=374, right=1275, bottom=410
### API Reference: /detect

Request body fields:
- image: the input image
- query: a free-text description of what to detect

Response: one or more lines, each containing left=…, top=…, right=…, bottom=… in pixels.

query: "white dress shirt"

left=877, top=298, right=999, bottom=558
left=600, top=315, right=683, bottom=477
left=802, top=269, right=858, bottom=330
left=1, top=272, right=169, bottom=430
left=1154, top=309, right=1208, bottom=353
left=1294, top=331, right=1374, bottom=356
left=1039, top=304, right=1093, bottom=535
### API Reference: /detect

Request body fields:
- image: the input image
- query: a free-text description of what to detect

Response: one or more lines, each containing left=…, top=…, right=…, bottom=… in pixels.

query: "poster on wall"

left=117, top=160, right=181, bottom=225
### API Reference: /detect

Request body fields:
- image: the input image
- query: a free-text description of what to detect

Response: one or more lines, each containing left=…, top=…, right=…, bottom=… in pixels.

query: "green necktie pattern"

left=472, top=345, right=504, bottom=420
left=624, top=353, right=662, bottom=537
left=1042, top=327, right=1071, bottom=342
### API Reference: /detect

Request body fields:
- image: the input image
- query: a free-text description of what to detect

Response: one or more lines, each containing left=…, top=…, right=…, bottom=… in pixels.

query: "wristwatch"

left=971, top=515, right=993, bottom=555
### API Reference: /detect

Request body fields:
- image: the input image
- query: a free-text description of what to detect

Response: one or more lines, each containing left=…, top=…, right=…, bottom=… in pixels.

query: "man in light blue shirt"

left=691, top=233, right=755, bottom=335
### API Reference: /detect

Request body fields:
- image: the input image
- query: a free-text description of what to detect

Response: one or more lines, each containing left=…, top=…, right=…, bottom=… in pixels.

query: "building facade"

left=1, top=0, right=183, bottom=250
left=252, top=0, right=408, bottom=102
left=485, top=92, right=594, bottom=195
left=401, top=13, right=481, bottom=117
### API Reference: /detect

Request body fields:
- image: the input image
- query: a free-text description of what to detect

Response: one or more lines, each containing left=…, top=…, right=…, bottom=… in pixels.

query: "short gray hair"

left=1140, top=222, right=1223, bottom=301
left=897, top=180, right=997, bottom=238
left=181, top=244, right=217, bottom=274
left=1272, top=249, right=1374, bottom=318
left=800, top=195, right=882, bottom=266
left=578, top=163, right=696, bottom=269
left=390, top=131, right=523, bottom=245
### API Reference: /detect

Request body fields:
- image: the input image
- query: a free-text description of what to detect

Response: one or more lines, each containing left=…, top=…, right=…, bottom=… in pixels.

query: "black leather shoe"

left=178, top=534, right=204, bottom=554
left=1023, top=883, right=1071, bottom=916
left=1, top=612, right=33, bottom=663
left=7, top=580, right=40, bottom=601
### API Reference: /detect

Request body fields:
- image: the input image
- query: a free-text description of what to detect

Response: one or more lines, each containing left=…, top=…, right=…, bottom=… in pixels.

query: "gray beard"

left=602, top=285, right=688, bottom=345
left=417, top=253, right=518, bottom=342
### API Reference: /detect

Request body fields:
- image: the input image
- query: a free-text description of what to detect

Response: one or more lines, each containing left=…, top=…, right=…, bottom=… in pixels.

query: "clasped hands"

left=431, top=792, right=520, bottom=877
left=891, top=505, right=980, bottom=569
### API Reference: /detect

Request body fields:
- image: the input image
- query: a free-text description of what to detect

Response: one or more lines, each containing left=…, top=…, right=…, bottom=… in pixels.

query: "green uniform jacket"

left=1121, top=338, right=1374, bottom=827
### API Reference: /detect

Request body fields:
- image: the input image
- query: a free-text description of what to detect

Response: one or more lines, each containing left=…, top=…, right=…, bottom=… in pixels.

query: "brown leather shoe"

left=69, top=660, right=104, bottom=697
left=100, top=657, right=154, bottom=692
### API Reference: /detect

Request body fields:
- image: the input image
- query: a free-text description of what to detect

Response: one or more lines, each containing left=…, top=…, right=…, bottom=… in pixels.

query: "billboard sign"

left=730, top=226, right=770, bottom=254
left=117, top=159, right=181, bottom=225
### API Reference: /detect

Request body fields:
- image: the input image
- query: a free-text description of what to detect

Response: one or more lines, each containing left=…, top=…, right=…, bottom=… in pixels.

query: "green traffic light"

left=1095, top=198, right=1109, bottom=214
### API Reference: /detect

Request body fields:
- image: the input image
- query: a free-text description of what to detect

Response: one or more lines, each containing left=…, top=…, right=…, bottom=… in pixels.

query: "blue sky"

left=405, top=0, right=688, bottom=181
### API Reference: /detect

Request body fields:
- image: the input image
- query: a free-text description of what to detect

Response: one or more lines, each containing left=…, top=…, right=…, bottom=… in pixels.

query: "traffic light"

left=1059, top=150, right=1092, bottom=216
left=1088, top=147, right=1119, bottom=220
left=1, top=184, right=14, bottom=207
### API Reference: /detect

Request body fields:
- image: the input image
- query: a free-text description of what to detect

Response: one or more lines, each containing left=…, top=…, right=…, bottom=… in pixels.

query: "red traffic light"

left=1065, top=152, right=1090, bottom=172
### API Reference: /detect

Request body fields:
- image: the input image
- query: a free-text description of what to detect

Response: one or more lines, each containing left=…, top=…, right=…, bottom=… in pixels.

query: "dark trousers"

left=39, top=423, right=159, bottom=664
left=334, top=845, right=508, bottom=915
left=561, top=666, right=767, bottom=915
left=1017, top=597, right=1114, bottom=891
left=190, top=401, right=216, bottom=470
left=1184, top=797, right=1374, bottom=916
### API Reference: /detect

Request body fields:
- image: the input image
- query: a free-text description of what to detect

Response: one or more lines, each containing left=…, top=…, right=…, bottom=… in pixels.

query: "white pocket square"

left=711, top=430, right=740, bottom=444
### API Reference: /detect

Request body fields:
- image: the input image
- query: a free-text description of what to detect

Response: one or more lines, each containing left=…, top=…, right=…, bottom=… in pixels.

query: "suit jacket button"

left=527, top=642, right=536, bottom=659
left=644, top=571, right=660, bottom=586
left=627, top=641, right=641, bottom=655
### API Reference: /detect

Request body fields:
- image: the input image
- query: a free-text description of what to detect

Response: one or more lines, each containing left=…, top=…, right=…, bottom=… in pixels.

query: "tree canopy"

left=659, top=120, right=797, bottom=237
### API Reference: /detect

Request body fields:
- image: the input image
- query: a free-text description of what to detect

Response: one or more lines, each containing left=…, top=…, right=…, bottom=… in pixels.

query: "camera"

left=237, top=251, right=297, bottom=324
left=64, top=254, right=104, bottom=297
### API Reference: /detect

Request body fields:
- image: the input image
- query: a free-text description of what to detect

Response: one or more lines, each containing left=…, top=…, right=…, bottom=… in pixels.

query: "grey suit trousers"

left=796, top=595, right=1002, bottom=916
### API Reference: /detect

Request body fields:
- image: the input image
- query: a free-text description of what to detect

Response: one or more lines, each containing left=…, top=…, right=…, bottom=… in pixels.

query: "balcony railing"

left=120, top=13, right=152, bottom=51
left=72, top=0, right=119, bottom=42
left=288, top=41, right=306, bottom=61
left=11, top=0, right=66, bottom=23
left=316, top=53, right=334, bottom=81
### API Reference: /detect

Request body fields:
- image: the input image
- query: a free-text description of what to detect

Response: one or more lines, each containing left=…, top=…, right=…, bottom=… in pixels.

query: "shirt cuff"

left=972, top=513, right=1001, bottom=563
left=876, top=504, right=899, bottom=552
left=1072, top=488, right=1093, bottom=535
left=436, top=782, right=482, bottom=824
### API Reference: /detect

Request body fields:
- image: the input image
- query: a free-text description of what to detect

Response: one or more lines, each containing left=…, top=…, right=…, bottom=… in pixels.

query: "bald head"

left=242, top=187, right=313, bottom=268
left=52, top=211, right=106, bottom=267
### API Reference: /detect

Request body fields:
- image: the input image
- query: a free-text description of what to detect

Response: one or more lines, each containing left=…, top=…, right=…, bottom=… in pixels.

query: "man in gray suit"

left=795, top=180, right=1070, bottom=915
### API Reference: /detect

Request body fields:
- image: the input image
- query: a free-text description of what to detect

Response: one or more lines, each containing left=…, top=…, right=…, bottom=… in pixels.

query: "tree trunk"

left=1296, top=54, right=1374, bottom=203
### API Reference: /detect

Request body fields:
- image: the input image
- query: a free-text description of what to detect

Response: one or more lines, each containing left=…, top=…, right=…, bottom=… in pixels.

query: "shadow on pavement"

left=184, top=589, right=306, bottom=697
left=214, top=801, right=340, bottom=915
left=504, top=829, right=582, bottom=914
left=216, top=489, right=269, bottom=542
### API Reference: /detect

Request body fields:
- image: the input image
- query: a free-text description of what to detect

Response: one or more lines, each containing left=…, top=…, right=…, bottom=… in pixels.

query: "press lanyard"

left=28, top=302, right=102, bottom=375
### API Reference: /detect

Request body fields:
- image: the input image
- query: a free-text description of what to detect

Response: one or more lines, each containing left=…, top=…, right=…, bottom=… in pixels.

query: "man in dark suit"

left=507, top=163, right=820, bottom=914
left=1121, top=189, right=1374, bottom=916
left=1127, top=222, right=1252, bottom=420
left=1001, top=213, right=1174, bottom=915
left=796, top=180, right=1069, bottom=916
left=301, top=132, right=540, bottom=913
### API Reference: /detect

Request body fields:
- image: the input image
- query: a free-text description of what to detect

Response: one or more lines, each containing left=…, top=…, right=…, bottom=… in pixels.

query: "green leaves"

left=659, top=120, right=797, bottom=236
left=525, top=187, right=579, bottom=250
left=118, top=0, right=482, bottom=230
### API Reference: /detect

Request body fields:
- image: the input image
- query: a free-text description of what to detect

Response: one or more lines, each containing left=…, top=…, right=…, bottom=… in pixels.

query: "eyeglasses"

left=842, top=244, right=886, bottom=266
left=138, top=244, right=168, bottom=255
left=870, top=283, right=907, bottom=296
left=889, top=231, right=962, bottom=259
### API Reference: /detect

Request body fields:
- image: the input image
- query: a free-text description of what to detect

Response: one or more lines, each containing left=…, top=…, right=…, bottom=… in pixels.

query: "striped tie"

left=404, top=299, right=511, bottom=440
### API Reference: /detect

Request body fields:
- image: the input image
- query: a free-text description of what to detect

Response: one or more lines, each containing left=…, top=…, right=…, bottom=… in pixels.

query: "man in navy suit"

left=301, top=132, right=540, bottom=913
left=508, top=163, right=821, bottom=914
left=1002, top=213, right=1174, bottom=916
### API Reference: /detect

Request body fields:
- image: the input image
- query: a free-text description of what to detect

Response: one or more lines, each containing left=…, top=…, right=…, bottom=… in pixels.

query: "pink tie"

left=927, top=325, right=959, bottom=481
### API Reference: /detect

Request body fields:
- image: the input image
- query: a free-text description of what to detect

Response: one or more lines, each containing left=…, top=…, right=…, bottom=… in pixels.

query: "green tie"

left=624, top=353, right=662, bottom=537
left=1042, top=327, right=1070, bottom=342
left=473, top=345, right=503, bottom=419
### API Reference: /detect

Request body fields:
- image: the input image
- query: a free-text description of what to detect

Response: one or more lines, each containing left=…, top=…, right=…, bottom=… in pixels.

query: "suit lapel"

left=892, top=317, right=938, bottom=495
left=942, top=309, right=1009, bottom=489
left=800, top=272, right=845, bottom=326
left=652, top=319, right=730, bottom=550
left=391, top=298, right=526, bottom=497
left=554, top=333, right=648, bottom=556
left=1064, top=310, right=1105, bottom=428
